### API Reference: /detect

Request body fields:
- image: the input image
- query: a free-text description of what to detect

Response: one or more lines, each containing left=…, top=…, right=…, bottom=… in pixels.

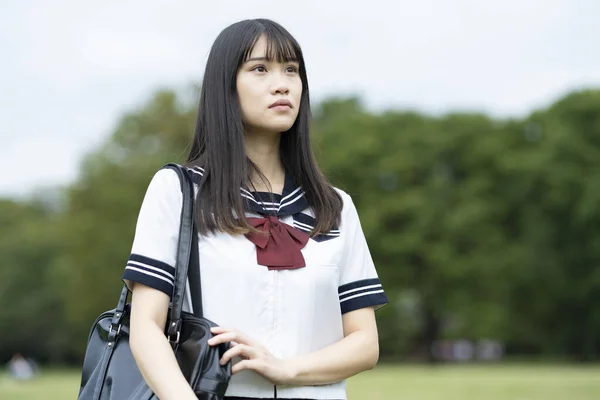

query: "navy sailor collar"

left=186, top=166, right=309, bottom=217
left=186, top=165, right=339, bottom=242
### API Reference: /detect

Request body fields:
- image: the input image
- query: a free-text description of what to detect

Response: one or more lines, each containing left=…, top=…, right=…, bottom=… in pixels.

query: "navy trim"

left=293, top=212, right=316, bottom=228
left=292, top=219, right=340, bottom=242
left=293, top=212, right=340, bottom=242
left=125, top=262, right=174, bottom=283
left=292, top=222, right=312, bottom=234
left=340, top=286, right=383, bottom=301
left=312, top=234, right=339, bottom=242
left=278, top=190, right=309, bottom=216
left=340, top=292, right=389, bottom=314
left=184, top=166, right=329, bottom=236
left=243, top=191, right=281, bottom=216
left=128, top=254, right=175, bottom=274
left=123, top=254, right=175, bottom=297
left=185, top=165, right=310, bottom=217
left=281, top=170, right=296, bottom=198
left=122, top=269, right=173, bottom=297
left=186, top=166, right=204, bottom=185
left=278, top=172, right=309, bottom=216
left=252, top=192, right=282, bottom=203
left=338, top=278, right=382, bottom=294
left=242, top=172, right=309, bottom=217
left=338, top=278, right=388, bottom=314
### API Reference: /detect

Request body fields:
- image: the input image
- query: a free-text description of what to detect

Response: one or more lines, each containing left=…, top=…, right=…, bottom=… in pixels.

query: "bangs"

left=243, top=28, right=300, bottom=63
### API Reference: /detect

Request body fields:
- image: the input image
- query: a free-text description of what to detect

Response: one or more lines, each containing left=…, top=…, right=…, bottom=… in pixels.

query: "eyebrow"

left=245, top=57, right=299, bottom=63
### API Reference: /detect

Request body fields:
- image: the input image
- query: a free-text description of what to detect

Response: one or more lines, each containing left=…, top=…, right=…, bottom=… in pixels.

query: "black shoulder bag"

left=78, top=163, right=232, bottom=400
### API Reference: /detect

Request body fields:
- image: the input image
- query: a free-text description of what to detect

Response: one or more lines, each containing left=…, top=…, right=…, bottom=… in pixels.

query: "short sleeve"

left=121, top=168, right=182, bottom=297
left=338, top=191, right=389, bottom=314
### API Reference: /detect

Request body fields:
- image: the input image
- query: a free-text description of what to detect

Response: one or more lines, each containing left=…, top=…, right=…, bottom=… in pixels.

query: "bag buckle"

left=167, top=321, right=181, bottom=345
left=109, top=324, right=122, bottom=336
left=107, top=324, right=122, bottom=347
left=168, top=331, right=180, bottom=345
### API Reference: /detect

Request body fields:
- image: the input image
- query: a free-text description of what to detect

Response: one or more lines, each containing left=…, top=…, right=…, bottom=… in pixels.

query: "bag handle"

left=163, top=163, right=197, bottom=341
left=110, top=163, right=200, bottom=344
left=188, top=219, right=203, bottom=318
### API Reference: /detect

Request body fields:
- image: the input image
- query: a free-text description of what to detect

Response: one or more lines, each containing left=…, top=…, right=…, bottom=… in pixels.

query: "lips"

left=269, top=99, right=292, bottom=108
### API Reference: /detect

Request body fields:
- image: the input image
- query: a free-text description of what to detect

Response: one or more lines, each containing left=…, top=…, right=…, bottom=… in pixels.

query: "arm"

left=283, top=306, right=379, bottom=385
left=129, top=283, right=197, bottom=400
left=210, top=306, right=380, bottom=386
left=121, top=169, right=195, bottom=399
left=283, top=193, right=386, bottom=384
left=209, top=191, right=387, bottom=385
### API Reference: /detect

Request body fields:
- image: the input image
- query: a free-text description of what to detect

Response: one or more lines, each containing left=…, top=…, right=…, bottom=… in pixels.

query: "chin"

left=262, top=121, right=296, bottom=134
left=246, top=117, right=296, bottom=135
left=273, top=124, right=295, bottom=133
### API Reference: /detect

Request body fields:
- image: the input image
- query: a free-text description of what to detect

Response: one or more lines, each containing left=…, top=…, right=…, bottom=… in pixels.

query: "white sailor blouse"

left=122, top=165, right=388, bottom=399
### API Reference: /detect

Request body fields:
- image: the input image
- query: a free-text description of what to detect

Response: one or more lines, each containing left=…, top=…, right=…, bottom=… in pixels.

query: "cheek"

left=237, top=83, right=260, bottom=119
left=293, top=79, right=303, bottom=105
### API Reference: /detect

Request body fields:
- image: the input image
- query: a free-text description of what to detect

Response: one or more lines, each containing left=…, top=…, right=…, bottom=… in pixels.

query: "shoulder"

left=332, top=186, right=360, bottom=225
left=141, top=163, right=201, bottom=206
left=137, top=168, right=183, bottom=212
left=147, top=164, right=204, bottom=188
left=332, top=187, right=356, bottom=212
left=149, top=166, right=179, bottom=186
left=143, top=167, right=181, bottom=200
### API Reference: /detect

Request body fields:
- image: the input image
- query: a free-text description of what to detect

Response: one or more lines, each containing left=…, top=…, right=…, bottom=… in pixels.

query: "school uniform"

left=122, top=165, right=389, bottom=400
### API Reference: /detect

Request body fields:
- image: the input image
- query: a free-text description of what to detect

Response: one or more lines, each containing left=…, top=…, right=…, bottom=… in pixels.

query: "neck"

left=244, top=129, right=285, bottom=193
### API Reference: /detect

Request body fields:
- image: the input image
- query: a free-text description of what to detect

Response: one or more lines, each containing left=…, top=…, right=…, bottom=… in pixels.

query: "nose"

left=270, top=73, right=290, bottom=95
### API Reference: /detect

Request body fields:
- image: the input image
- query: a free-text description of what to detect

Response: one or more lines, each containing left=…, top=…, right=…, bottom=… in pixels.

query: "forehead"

left=244, top=34, right=298, bottom=63
left=247, top=36, right=268, bottom=57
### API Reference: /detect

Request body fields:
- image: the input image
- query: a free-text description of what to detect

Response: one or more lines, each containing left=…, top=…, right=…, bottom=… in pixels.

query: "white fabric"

left=123, top=168, right=387, bottom=399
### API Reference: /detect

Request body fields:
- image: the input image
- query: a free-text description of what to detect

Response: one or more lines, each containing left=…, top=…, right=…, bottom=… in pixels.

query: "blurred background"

left=2, top=1, right=600, bottom=399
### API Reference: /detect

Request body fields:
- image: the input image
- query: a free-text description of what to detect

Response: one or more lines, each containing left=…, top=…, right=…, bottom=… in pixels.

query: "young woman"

left=122, top=18, right=388, bottom=400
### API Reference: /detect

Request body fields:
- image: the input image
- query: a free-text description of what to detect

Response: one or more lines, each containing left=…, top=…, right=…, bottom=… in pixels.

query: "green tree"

left=0, top=199, right=67, bottom=363
left=54, top=89, right=197, bottom=353
left=3, top=86, right=600, bottom=364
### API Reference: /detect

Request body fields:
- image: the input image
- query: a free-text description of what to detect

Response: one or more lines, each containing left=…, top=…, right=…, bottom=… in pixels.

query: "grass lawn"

left=0, top=363, right=598, bottom=399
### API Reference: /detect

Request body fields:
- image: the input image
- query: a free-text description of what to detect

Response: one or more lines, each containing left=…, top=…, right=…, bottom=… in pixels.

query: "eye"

left=251, top=65, right=267, bottom=73
left=286, top=65, right=299, bottom=73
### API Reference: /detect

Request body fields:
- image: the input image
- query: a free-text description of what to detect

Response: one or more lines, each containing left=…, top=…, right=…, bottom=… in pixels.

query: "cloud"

left=1, top=0, right=600, bottom=196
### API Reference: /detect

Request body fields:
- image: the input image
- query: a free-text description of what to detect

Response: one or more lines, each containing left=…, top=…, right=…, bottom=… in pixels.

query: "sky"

left=1, top=0, right=600, bottom=198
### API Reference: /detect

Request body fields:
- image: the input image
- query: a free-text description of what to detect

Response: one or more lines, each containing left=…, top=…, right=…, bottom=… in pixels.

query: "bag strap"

left=167, top=162, right=204, bottom=319
left=111, top=163, right=201, bottom=343
left=188, top=223, right=203, bottom=318
left=162, top=163, right=198, bottom=341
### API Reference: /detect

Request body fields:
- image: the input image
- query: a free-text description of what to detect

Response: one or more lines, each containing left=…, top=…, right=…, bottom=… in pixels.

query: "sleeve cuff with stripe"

left=338, top=278, right=389, bottom=314
left=122, top=253, right=175, bottom=297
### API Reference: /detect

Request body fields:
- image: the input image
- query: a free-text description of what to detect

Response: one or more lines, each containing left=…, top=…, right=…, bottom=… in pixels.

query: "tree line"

left=1, top=87, right=599, bottom=364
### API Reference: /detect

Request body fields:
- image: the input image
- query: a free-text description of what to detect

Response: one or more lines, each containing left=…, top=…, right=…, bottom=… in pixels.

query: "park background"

left=1, top=1, right=600, bottom=399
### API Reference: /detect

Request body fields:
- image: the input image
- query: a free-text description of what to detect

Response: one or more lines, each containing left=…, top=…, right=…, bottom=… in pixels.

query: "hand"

left=207, top=326, right=296, bottom=385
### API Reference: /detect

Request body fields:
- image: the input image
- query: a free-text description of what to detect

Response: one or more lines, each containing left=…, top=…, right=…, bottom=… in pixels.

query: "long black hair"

left=186, top=18, right=342, bottom=236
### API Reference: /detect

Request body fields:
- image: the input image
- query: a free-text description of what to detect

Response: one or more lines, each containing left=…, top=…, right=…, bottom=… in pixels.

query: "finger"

left=208, top=332, right=252, bottom=347
left=207, top=332, right=238, bottom=346
left=210, top=326, right=233, bottom=334
left=220, top=345, right=244, bottom=365
left=220, top=344, right=258, bottom=365
left=232, top=359, right=261, bottom=374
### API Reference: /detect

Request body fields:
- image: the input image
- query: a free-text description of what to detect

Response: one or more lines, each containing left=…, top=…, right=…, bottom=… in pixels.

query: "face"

left=236, top=35, right=303, bottom=135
